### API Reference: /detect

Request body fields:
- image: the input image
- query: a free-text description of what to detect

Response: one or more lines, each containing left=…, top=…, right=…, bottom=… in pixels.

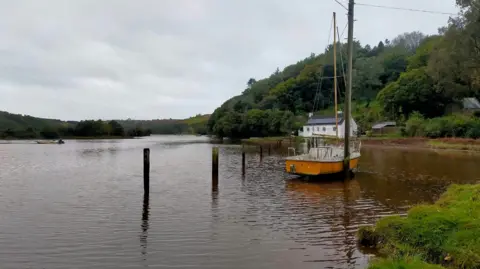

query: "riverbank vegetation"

left=208, top=0, right=480, bottom=140
left=0, top=118, right=151, bottom=139
left=0, top=111, right=210, bottom=139
left=359, top=184, right=480, bottom=269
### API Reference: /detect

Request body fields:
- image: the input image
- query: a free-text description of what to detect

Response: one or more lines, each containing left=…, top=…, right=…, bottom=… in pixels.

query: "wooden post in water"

left=242, top=147, right=246, bottom=175
left=143, top=148, right=150, bottom=194
left=343, top=0, right=354, bottom=176
left=334, top=12, right=339, bottom=139
left=212, top=147, right=219, bottom=186
left=259, top=146, right=263, bottom=161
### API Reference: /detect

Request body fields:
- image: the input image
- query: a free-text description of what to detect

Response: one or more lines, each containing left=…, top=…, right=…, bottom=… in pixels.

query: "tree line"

left=1, top=120, right=151, bottom=139
left=208, top=0, right=480, bottom=139
left=0, top=111, right=210, bottom=139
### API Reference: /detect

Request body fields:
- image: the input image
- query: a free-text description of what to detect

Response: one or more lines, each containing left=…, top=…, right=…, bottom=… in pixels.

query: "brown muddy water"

left=0, top=135, right=479, bottom=269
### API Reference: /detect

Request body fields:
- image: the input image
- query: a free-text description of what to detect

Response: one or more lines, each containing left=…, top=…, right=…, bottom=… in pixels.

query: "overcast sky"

left=0, top=0, right=458, bottom=120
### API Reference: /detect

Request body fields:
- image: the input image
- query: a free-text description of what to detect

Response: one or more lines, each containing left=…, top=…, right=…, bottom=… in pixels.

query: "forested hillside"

left=208, top=0, right=480, bottom=139
left=0, top=111, right=209, bottom=139
left=117, top=114, right=209, bottom=135
left=0, top=111, right=67, bottom=131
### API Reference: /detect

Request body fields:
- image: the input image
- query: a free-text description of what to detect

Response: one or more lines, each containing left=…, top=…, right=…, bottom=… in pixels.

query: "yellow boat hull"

left=285, top=157, right=359, bottom=176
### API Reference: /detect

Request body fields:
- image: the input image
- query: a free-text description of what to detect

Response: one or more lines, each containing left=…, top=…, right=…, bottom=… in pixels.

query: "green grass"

left=368, top=258, right=445, bottom=269
left=358, top=184, right=480, bottom=269
left=241, top=136, right=304, bottom=146
left=242, top=136, right=288, bottom=142
left=362, top=133, right=405, bottom=140
left=427, top=140, right=480, bottom=151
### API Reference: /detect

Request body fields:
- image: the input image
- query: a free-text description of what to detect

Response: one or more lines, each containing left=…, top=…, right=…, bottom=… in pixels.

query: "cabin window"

left=333, top=127, right=337, bottom=131
left=316, top=127, right=320, bottom=131
left=322, top=127, right=326, bottom=132
left=306, top=127, right=310, bottom=132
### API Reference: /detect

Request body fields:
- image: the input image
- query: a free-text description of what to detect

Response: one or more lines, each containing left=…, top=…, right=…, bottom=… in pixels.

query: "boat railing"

left=309, top=146, right=333, bottom=159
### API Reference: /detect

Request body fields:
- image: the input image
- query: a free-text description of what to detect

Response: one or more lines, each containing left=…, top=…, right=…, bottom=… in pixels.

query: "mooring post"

left=143, top=148, right=150, bottom=194
left=259, top=145, right=263, bottom=160
left=242, top=146, right=246, bottom=175
left=212, top=147, right=219, bottom=186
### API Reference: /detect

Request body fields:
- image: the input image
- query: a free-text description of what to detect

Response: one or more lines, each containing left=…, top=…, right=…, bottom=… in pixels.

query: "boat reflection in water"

left=283, top=178, right=373, bottom=268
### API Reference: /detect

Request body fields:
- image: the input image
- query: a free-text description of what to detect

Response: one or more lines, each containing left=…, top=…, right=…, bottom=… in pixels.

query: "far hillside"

left=117, top=114, right=210, bottom=135
left=0, top=110, right=210, bottom=139
left=0, top=111, right=68, bottom=131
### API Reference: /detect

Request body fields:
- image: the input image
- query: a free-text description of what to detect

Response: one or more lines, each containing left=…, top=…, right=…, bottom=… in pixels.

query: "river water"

left=0, top=135, right=479, bottom=269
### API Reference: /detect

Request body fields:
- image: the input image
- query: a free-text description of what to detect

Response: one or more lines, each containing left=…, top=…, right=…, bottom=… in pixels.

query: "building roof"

left=372, top=121, right=397, bottom=129
left=306, top=115, right=344, bottom=126
left=463, top=97, right=480, bottom=109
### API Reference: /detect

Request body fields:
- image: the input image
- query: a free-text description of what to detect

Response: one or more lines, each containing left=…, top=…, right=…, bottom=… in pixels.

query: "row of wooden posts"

left=142, top=145, right=275, bottom=194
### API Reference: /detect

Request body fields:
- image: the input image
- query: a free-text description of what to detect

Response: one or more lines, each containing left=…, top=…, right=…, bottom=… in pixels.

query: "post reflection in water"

left=140, top=193, right=150, bottom=259
left=211, top=184, right=219, bottom=208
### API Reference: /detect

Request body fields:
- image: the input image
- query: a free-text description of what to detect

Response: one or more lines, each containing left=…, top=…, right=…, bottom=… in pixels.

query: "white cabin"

left=300, top=112, right=358, bottom=138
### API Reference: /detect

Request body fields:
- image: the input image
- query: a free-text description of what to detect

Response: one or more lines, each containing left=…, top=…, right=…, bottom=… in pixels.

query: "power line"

left=334, top=0, right=348, bottom=11
left=355, top=2, right=456, bottom=15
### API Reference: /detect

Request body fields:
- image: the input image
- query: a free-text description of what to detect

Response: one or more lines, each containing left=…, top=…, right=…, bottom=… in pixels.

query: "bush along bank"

left=358, top=184, right=480, bottom=269
left=404, top=113, right=480, bottom=139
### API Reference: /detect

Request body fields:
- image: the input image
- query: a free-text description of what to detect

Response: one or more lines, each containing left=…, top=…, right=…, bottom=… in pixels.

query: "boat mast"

left=333, top=12, right=338, bottom=138
left=343, top=0, right=354, bottom=172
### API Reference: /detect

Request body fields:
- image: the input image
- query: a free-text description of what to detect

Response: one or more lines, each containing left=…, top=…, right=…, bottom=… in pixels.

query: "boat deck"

left=284, top=145, right=361, bottom=175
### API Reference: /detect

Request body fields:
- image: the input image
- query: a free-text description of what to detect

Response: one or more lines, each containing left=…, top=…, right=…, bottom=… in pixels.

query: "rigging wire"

left=339, top=23, right=348, bottom=42
left=334, top=0, right=348, bottom=11
left=312, top=16, right=334, bottom=113
left=355, top=2, right=456, bottom=16
left=337, top=24, right=349, bottom=106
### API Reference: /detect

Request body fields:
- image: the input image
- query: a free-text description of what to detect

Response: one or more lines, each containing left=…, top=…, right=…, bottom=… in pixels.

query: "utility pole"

left=333, top=12, right=338, bottom=138
left=343, top=0, right=354, bottom=173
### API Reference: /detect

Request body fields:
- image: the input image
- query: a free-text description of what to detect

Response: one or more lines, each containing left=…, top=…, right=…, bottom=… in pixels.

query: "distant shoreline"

left=0, top=136, right=142, bottom=141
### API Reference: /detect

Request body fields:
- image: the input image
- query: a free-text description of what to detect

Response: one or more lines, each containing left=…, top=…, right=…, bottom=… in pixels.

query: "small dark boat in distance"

left=36, top=139, right=65, bottom=145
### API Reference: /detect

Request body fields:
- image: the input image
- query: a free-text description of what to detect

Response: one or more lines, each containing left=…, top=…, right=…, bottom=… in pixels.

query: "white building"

left=300, top=112, right=358, bottom=138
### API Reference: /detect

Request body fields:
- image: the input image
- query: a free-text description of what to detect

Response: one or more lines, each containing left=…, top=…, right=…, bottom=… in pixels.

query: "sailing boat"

left=285, top=5, right=361, bottom=177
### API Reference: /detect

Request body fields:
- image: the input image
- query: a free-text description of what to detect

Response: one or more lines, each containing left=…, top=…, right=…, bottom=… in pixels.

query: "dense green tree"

left=108, top=120, right=125, bottom=136
left=247, top=78, right=257, bottom=88
left=353, top=56, right=384, bottom=101
left=391, top=31, right=427, bottom=52
left=377, top=67, right=450, bottom=119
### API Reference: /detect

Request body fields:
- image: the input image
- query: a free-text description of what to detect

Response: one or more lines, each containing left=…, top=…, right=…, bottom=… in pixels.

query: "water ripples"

left=0, top=136, right=479, bottom=268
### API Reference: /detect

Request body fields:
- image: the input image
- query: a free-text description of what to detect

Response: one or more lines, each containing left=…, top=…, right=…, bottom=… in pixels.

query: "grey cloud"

left=0, top=0, right=458, bottom=120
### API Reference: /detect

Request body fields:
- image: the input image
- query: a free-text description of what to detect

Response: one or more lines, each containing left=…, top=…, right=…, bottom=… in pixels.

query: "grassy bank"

left=362, top=137, right=480, bottom=152
left=240, top=135, right=480, bottom=153
left=241, top=136, right=304, bottom=146
left=427, top=139, right=480, bottom=151
left=358, top=184, right=480, bottom=269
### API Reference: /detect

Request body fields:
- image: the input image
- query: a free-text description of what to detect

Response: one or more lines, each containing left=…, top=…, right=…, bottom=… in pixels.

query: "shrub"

left=405, top=112, right=425, bottom=137
left=424, top=117, right=448, bottom=138
left=404, top=113, right=480, bottom=139
left=466, top=120, right=480, bottom=139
